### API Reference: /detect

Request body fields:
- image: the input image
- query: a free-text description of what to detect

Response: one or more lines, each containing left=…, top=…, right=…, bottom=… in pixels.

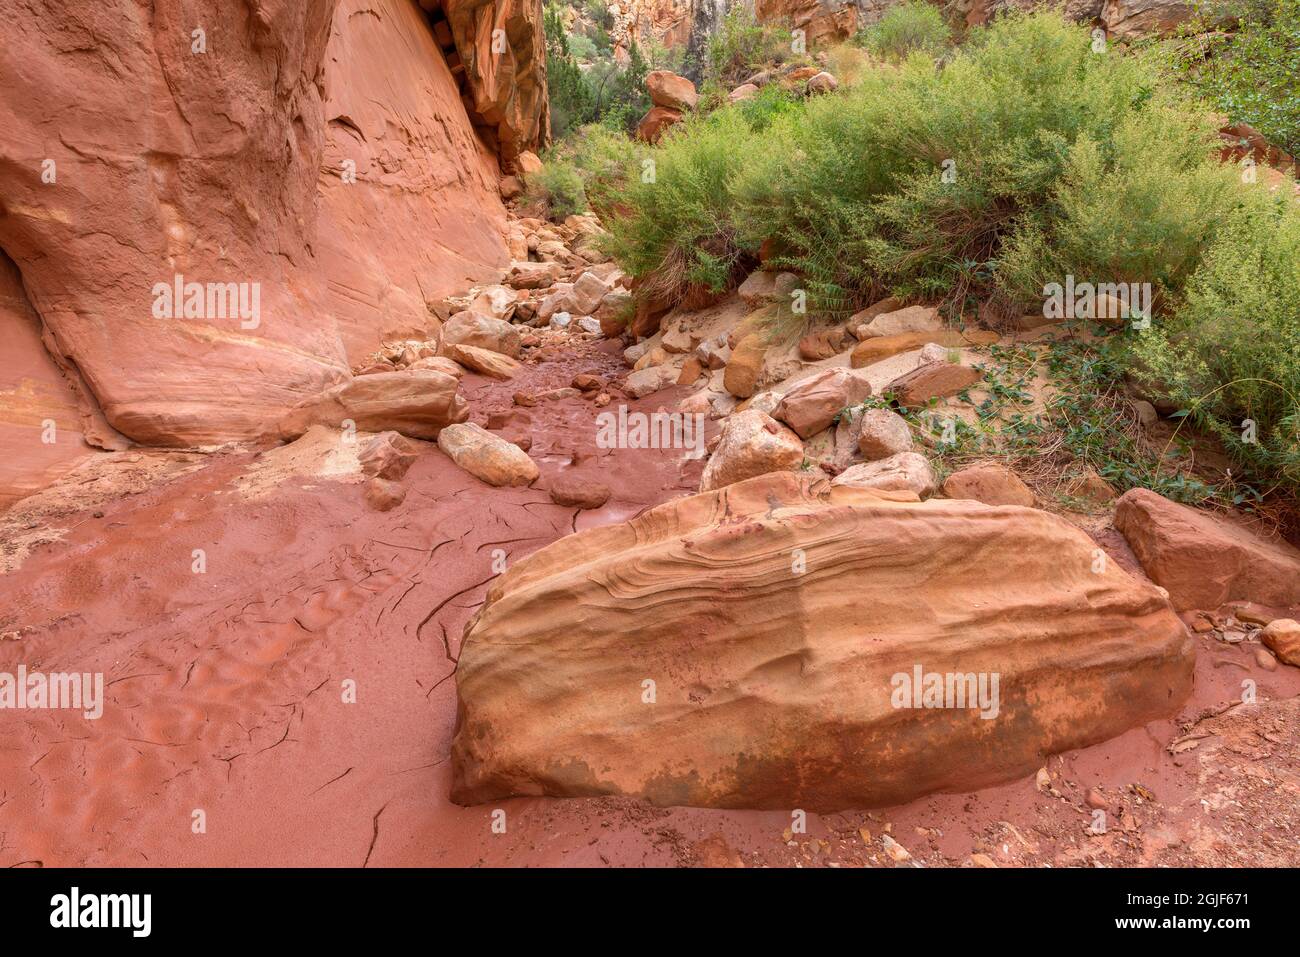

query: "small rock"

left=1261, top=618, right=1300, bottom=666
left=365, top=477, right=406, bottom=511
left=881, top=834, right=912, bottom=863
left=773, top=368, right=873, bottom=439
left=548, top=475, right=612, bottom=509
left=358, top=431, right=419, bottom=481
left=624, top=365, right=678, bottom=398
left=889, top=361, right=982, bottom=408
left=437, top=423, right=538, bottom=488
left=942, top=462, right=1035, bottom=508
left=831, top=452, right=935, bottom=498
left=443, top=343, right=521, bottom=380
left=699, top=409, right=803, bottom=492
left=857, top=408, right=913, bottom=460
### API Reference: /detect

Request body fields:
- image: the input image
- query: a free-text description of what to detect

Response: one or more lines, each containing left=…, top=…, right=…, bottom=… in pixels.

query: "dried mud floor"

left=2, top=340, right=1298, bottom=868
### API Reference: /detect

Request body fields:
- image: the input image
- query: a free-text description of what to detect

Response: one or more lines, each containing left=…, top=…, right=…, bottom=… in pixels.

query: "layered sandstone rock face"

left=451, top=472, right=1193, bottom=810
left=0, top=0, right=544, bottom=452
left=435, top=0, right=550, bottom=167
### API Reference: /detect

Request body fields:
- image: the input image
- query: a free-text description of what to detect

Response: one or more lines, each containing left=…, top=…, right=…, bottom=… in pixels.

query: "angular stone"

left=284, top=370, right=468, bottom=442
left=440, top=311, right=522, bottom=358
left=407, top=356, right=465, bottom=378
left=942, top=463, right=1035, bottom=507
left=548, top=475, right=612, bottom=510
left=723, top=333, right=766, bottom=399
left=647, top=70, right=698, bottom=111
left=637, top=106, right=683, bottom=144
left=1115, top=488, right=1300, bottom=611
left=364, top=477, right=406, bottom=512
left=358, top=431, right=419, bottom=480
left=858, top=305, right=943, bottom=339
left=832, top=451, right=936, bottom=498
left=773, top=368, right=873, bottom=439
left=624, top=365, right=678, bottom=398
left=851, top=330, right=999, bottom=368
left=1261, top=619, right=1300, bottom=667
left=442, top=343, right=522, bottom=380
left=889, top=362, right=982, bottom=408
left=700, top=409, right=803, bottom=492
left=857, top=408, right=914, bottom=460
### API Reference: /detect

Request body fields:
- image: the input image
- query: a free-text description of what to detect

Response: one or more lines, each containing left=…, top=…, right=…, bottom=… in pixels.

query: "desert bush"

left=857, top=0, right=952, bottom=61
left=524, top=159, right=588, bottom=220
left=528, top=124, right=642, bottom=221
left=1131, top=188, right=1300, bottom=494
left=705, top=8, right=796, bottom=87
left=1166, top=0, right=1300, bottom=155
left=733, top=12, right=1235, bottom=315
left=602, top=108, right=760, bottom=301
left=602, top=9, right=1300, bottom=492
left=545, top=4, right=595, bottom=138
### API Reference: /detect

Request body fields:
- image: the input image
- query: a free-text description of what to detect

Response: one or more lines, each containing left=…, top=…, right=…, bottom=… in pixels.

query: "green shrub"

left=1166, top=0, right=1300, bottom=155
left=525, top=159, right=588, bottom=221
left=731, top=12, right=1235, bottom=315
left=568, top=34, right=598, bottom=62
left=564, top=123, right=642, bottom=215
left=603, top=108, right=760, bottom=301
left=857, top=0, right=952, bottom=62
left=601, top=9, right=1300, bottom=493
left=545, top=5, right=595, bottom=138
left=1132, top=188, right=1300, bottom=494
left=705, top=8, right=795, bottom=87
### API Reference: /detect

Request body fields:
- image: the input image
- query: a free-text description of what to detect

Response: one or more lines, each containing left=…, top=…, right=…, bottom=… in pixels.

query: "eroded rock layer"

left=0, top=0, right=544, bottom=448
left=451, top=472, right=1194, bottom=810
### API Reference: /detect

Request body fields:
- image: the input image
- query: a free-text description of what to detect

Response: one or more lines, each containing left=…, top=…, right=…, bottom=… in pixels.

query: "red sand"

left=2, top=342, right=1298, bottom=868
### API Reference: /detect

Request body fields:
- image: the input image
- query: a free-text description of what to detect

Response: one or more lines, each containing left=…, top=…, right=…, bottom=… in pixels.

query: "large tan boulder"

left=1262, top=619, right=1300, bottom=667
left=646, top=70, right=698, bottom=112
left=450, top=472, right=1194, bottom=810
left=437, top=422, right=538, bottom=487
left=773, top=368, right=873, bottom=439
left=857, top=408, right=914, bottom=460
left=943, top=462, right=1035, bottom=507
left=282, top=370, right=468, bottom=441
left=1115, top=489, right=1300, bottom=612
left=699, top=409, right=803, bottom=492
left=624, top=365, right=678, bottom=398
left=440, top=311, right=522, bottom=358
left=858, top=305, right=943, bottom=339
